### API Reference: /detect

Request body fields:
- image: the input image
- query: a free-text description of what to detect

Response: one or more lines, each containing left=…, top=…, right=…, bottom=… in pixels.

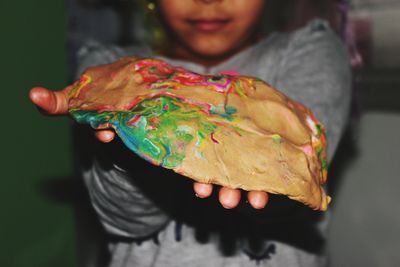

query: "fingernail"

left=252, top=196, right=266, bottom=209
left=105, top=132, right=114, bottom=141
left=221, top=193, right=236, bottom=209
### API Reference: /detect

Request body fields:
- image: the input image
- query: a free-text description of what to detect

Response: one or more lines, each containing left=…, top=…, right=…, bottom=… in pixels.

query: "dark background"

left=0, top=1, right=75, bottom=266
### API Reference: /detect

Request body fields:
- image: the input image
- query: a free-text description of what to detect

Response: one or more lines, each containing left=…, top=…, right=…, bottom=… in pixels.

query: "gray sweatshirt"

left=77, top=19, right=351, bottom=267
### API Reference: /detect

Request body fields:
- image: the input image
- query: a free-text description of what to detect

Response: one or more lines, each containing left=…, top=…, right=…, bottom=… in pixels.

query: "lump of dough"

left=68, top=57, right=330, bottom=211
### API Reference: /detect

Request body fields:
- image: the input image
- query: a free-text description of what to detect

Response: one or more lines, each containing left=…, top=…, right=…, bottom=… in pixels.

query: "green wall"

left=0, top=1, right=76, bottom=266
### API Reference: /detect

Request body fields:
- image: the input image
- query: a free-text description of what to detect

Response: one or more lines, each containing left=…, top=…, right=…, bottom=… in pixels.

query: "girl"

left=30, top=0, right=351, bottom=266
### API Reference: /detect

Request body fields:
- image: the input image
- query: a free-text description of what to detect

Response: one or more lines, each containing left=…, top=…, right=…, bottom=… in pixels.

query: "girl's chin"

left=169, top=36, right=248, bottom=65
left=185, top=36, right=250, bottom=58
left=188, top=43, right=238, bottom=57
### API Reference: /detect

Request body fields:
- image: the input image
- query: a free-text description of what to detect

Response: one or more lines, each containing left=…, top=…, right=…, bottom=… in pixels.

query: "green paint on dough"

left=316, top=124, right=322, bottom=137
left=71, top=96, right=228, bottom=169
left=321, top=159, right=327, bottom=170
left=271, top=134, right=283, bottom=144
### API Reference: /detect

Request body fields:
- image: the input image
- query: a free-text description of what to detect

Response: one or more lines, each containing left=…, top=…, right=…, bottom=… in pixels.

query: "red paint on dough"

left=125, top=96, right=145, bottom=110
left=210, top=132, right=219, bottom=144
left=80, top=75, right=90, bottom=83
left=226, top=84, right=234, bottom=95
left=127, top=115, right=141, bottom=126
left=149, top=117, right=160, bottom=125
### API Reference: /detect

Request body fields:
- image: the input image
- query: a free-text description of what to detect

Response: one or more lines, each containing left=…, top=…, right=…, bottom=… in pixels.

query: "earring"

left=142, top=0, right=166, bottom=52
left=146, top=0, right=156, bottom=12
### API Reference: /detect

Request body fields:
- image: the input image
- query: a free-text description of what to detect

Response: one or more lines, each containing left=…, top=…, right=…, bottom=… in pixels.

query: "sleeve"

left=75, top=40, right=127, bottom=78
left=75, top=41, right=171, bottom=238
left=274, top=20, right=352, bottom=163
left=82, top=156, right=171, bottom=238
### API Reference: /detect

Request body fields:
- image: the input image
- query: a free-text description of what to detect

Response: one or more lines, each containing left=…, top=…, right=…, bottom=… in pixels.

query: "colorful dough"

left=68, top=57, right=330, bottom=211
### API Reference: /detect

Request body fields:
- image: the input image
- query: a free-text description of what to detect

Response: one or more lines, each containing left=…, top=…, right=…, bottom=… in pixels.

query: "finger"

left=29, top=86, right=71, bottom=115
left=247, top=191, right=269, bottom=209
left=95, top=130, right=115, bottom=143
left=219, top=187, right=241, bottom=209
left=193, top=182, right=213, bottom=198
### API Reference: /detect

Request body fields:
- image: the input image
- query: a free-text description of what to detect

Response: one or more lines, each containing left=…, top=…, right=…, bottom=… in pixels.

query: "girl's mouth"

left=186, top=18, right=231, bottom=32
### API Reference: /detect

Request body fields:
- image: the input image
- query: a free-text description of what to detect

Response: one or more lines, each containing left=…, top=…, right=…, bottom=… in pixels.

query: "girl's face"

left=158, top=0, right=266, bottom=66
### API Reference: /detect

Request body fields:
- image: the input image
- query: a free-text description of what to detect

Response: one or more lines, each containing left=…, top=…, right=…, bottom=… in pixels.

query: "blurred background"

left=0, top=0, right=399, bottom=266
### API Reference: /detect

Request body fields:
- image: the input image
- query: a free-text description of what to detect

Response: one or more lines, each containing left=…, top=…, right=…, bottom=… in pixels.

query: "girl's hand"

left=193, top=182, right=268, bottom=209
left=29, top=86, right=115, bottom=142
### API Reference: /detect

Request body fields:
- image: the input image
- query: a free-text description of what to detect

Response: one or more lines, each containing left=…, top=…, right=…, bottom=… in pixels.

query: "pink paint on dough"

left=97, top=105, right=115, bottom=112
left=302, top=144, right=313, bottom=156
left=219, top=70, right=241, bottom=76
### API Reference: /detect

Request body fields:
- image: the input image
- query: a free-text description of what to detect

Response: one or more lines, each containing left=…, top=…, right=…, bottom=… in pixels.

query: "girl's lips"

left=187, top=18, right=231, bottom=32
